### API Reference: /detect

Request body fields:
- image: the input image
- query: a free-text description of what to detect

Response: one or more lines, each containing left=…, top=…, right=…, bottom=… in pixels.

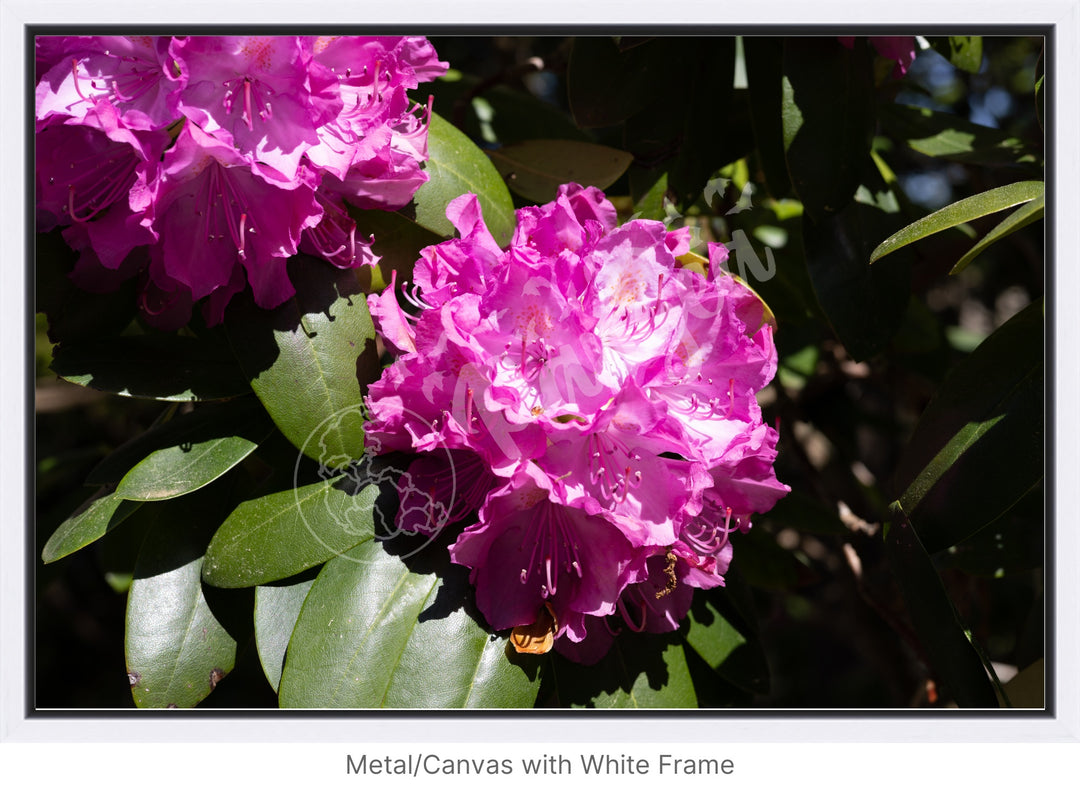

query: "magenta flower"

left=171, top=36, right=343, bottom=182
left=35, top=34, right=446, bottom=330
left=36, top=36, right=180, bottom=131
left=364, top=183, right=789, bottom=656
left=144, top=122, right=323, bottom=309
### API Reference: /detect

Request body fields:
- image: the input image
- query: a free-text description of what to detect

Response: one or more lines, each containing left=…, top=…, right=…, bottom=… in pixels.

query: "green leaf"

left=410, top=112, right=516, bottom=246
left=41, top=489, right=142, bottom=564
left=112, top=405, right=271, bottom=501
left=684, top=589, right=770, bottom=695
left=949, top=193, right=1044, bottom=274
left=488, top=140, right=633, bottom=203
left=278, top=540, right=540, bottom=708
left=782, top=38, right=875, bottom=219
left=928, top=36, right=983, bottom=73
left=254, top=575, right=316, bottom=693
left=883, top=504, right=998, bottom=707
left=892, top=300, right=1043, bottom=553
left=878, top=103, right=1042, bottom=167
left=225, top=256, right=377, bottom=467
left=744, top=37, right=792, bottom=198
left=49, top=335, right=251, bottom=402
left=202, top=476, right=380, bottom=589
left=86, top=397, right=267, bottom=487
left=869, top=180, right=1044, bottom=264
left=541, top=632, right=697, bottom=708
left=125, top=491, right=243, bottom=708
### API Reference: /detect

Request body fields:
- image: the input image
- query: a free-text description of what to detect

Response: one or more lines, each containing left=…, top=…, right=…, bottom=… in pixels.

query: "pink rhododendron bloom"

left=36, top=36, right=180, bottom=131
left=35, top=34, right=446, bottom=330
left=364, top=183, right=789, bottom=659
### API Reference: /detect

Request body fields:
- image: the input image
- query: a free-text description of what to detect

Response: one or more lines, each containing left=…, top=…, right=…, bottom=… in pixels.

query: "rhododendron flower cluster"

left=35, top=35, right=446, bottom=328
left=365, top=184, right=789, bottom=662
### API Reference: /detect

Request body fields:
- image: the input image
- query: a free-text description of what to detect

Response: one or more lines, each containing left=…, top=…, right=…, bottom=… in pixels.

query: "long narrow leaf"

left=949, top=193, right=1044, bottom=274
left=869, top=181, right=1043, bottom=264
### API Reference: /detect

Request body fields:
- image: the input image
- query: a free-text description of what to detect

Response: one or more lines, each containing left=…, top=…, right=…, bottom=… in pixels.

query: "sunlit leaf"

left=869, top=181, right=1044, bottom=264
left=892, top=300, right=1043, bottom=553
left=949, top=193, right=1044, bottom=274
left=410, top=112, right=516, bottom=246
left=254, top=575, right=316, bottom=693
left=278, top=540, right=540, bottom=708
left=225, top=256, right=377, bottom=467
left=202, top=477, right=379, bottom=589
left=41, top=489, right=142, bottom=564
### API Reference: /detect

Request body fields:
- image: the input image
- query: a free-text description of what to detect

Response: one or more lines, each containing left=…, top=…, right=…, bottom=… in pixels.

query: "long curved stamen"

left=67, top=185, right=96, bottom=222
left=70, top=59, right=92, bottom=103
left=110, top=78, right=134, bottom=103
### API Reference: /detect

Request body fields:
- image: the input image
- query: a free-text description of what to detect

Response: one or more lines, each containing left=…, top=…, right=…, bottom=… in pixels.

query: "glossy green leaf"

left=869, top=180, right=1043, bottom=264
left=878, top=104, right=1041, bottom=167
left=254, top=575, right=316, bottom=693
left=278, top=540, right=540, bottom=708
left=782, top=38, right=875, bottom=218
left=488, top=140, right=633, bottom=203
left=541, top=632, right=697, bottom=708
left=203, top=477, right=379, bottom=588
left=949, top=193, right=1044, bottom=274
left=225, top=256, right=377, bottom=467
left=125, top=493, right=242, bottom=708
left=892, top=300, right=1043, bottom=553
left=744, top=37, right=792, bottom=198
left=86, top=397, right=267, bottom=487
left=41, top=489, right=142, bottom=564
left=928, top=36, right=983, bottom=73
left=113, top=409, right=270, bottom=501
left=410, top=112, right=516, bottom=246
left=49, top=335, right=251, bottom=402
left=883, top=504, right=998, bottom=707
